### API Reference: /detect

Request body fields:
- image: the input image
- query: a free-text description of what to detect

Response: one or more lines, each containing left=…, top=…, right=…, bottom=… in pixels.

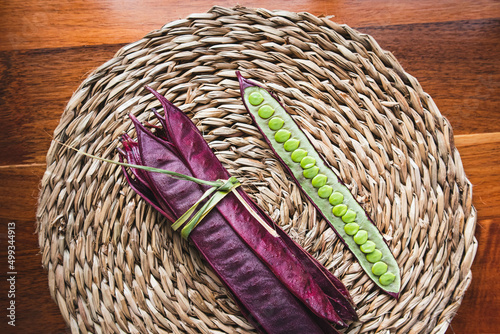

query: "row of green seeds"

left=248, top=91, right=396, bottom=286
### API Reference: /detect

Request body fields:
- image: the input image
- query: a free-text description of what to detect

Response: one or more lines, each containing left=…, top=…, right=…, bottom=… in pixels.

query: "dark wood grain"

left=1, top=0, right=499, bottom=51
left=1, top=132, right=497, bottom=223
left=447, top=218, right=500, bottom=334
left=362, top=19, right=500, bottom=136
left=0, top=133, right=497, bottom=333
left=1, top=19, right=499, bottom=167
left=0, top=218, right=70, bottom=333
left=0, top=165, right=46, bottom=221
left=0, top=45, right=123, bottom=166
left=0, top=1, right=498, bottom=333
left=453, top=133, right=500, bottom=221
left=446, top=134, right=500, bottom=331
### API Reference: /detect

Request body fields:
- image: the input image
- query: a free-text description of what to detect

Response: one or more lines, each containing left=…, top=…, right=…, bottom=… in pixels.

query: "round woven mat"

left=37, top=6, right=477, bottom=334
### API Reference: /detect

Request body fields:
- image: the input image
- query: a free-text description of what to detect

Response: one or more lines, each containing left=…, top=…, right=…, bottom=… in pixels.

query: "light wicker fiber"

left=36, top=6, right=477, bottom=334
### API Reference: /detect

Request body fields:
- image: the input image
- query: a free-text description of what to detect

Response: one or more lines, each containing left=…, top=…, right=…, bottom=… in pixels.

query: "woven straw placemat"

left=36, top=6, right=477, bottom=334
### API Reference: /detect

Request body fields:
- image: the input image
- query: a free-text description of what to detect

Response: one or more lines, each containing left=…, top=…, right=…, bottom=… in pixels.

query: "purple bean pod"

left=118, top=88, right=357, bottom=333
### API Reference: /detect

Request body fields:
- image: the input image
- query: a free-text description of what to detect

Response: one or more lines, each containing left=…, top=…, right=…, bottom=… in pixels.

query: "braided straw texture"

left=36, top=6, right=477, bottom=334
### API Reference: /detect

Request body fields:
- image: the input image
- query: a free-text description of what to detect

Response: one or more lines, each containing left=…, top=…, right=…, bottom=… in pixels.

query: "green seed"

left=360, top=240, right=376, bottom=253
left=303, top=166, right=319, bottom=179
left=344, top=223, right=359, bottom=236
left=291, top=149, right=308, bottom=162
left=353, top=230, right=368, bottom=245
left=258, top=105, right=275, bottom=119
left=317, top=185, right=333, bottom=198
left=311, top=174, right=327, bottom=188
left=366, top=249, right=382, bottom=263
left=275, top=129, right=291, bottom=143
left=372, top=261, right=388, bottom=276
left=379, top=272, right=396, bottom=286
left=249, top=92, right=264, bottom=105
left=332, top=204, right=348, bottom=217
left=300, top=156, right=316, bottom=169
left=341, top=209, right=357, bottom=223
left=284, top=139, right=300, bottom=152
left=268, top=117, right=284, bottom=130
left=329, top=191, right=344, bottom=206
left=243, top=85, right=401, bottom=293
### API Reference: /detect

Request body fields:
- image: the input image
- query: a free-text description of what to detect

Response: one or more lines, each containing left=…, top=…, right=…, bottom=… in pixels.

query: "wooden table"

left=0, top=1, right=498, bottom=333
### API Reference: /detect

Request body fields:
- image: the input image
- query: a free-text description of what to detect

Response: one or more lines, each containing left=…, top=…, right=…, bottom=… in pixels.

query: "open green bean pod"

left=237, top=72, right=401, bottom=298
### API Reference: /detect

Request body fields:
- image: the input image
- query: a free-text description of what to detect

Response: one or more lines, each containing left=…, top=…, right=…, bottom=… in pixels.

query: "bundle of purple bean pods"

left=117, top=87, right=357, bottom=334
